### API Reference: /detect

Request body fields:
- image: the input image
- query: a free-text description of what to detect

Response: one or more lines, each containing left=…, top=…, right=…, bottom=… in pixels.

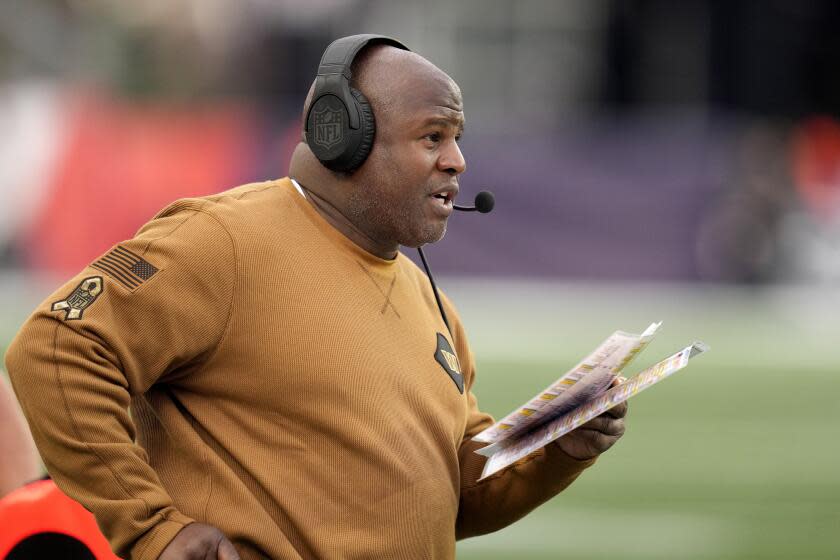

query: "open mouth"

left=430, top=188, right=457, bottom=209
left=431, top=193, right=452, bottom=205
left=429, top=185, right=457, bottom=215
left=430, top=193, right=454, bottom=214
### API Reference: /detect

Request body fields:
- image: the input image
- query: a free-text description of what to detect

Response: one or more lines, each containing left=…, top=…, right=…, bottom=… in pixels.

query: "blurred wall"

left=1, top=0, right=840, bottom=283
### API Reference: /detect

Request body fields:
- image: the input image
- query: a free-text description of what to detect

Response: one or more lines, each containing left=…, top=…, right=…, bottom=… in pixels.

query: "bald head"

left=353, top=46, right=457, bottom=121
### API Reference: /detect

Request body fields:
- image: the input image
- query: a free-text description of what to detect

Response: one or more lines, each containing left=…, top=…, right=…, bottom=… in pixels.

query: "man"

left=5, top=36, right=627, bottom=559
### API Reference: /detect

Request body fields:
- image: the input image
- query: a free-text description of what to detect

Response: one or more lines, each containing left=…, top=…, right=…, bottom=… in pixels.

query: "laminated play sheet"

left=473, top=324, right=708, bottom=480
left=473, top=322, right=661, bottom=445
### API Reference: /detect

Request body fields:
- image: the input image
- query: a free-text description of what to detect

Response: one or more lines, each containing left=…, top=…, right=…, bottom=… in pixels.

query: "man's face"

left=348, top=72, right=466, bottom=249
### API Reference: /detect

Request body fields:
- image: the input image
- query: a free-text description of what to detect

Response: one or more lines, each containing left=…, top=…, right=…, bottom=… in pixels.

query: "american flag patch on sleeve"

left=91, top=245, right=159, bottom=290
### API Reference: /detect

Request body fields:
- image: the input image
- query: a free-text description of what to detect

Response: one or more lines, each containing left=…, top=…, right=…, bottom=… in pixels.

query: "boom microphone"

left=454, top=191, right=495, bottom=213
left=420, top=189, right=495, bottom=335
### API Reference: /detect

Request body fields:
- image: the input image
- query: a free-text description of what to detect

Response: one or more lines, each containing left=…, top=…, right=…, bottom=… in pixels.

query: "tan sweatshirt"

left=6, top=178, right=594, bottom=560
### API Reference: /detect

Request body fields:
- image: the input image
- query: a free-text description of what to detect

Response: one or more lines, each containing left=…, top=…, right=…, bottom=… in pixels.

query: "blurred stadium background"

left=1, top=1, right=839, bottom=558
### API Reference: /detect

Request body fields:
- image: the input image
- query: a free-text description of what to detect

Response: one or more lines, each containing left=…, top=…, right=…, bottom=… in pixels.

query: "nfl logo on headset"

left=312, top=106, right=343, bottom=150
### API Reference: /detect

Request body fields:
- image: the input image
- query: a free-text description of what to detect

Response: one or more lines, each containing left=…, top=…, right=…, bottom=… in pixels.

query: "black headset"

left=304, top=34, right=409, bottom=173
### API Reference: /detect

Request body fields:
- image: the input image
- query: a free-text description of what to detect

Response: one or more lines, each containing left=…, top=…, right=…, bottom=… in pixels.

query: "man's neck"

left=291, top=177, right=399, bottom=261
left=289, top=142, right=400, bottom=260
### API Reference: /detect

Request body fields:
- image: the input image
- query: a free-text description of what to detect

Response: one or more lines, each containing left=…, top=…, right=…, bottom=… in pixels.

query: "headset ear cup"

left=344, top=88, right=376, bottom=172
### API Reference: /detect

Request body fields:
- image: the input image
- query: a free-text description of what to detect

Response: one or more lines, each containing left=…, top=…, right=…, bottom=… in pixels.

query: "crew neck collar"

left=290, top=178, right=307, bottom=198
left=286, top=177, right=399, bottom=268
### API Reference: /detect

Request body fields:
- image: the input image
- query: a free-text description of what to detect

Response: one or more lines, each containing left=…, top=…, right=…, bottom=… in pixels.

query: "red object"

left=791, top=115, right=840, bottom=220
left=24, top=92, right=256, bottom=274
left=0, top=479, right=119, bottom=559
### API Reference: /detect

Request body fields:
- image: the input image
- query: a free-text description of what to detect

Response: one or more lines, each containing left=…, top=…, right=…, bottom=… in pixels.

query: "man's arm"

left=456, top=381, right=627, bottom=538
left=441, top=295, right=627, bottom=539
left=5, top=205, right=235, bottom=559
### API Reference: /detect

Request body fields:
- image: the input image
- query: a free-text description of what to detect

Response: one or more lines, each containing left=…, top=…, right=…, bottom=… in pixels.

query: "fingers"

left=580, top=415, right=625, bottom=437
left=159, top=523, right=239, bottom=560
left=217, top=538, right=241, bottom=560
left=555, top=376, right=630, bottom=460
left=604, top=376, right=629, bottom=418
left=556, top=426, right=621, bottom=460
left=604, top=400, right=628, bottom=419
left=576, top=428, right=620, bottom=453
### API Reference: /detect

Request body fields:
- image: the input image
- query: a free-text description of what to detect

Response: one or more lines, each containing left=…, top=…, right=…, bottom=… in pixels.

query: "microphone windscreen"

left=474, top=191, right=495, bottom=213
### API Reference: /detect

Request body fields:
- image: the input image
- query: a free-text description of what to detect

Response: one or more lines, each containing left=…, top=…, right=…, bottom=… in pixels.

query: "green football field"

left=3, top=276, right=838, bottom=559
left=449, top=280, right=840, bottom=560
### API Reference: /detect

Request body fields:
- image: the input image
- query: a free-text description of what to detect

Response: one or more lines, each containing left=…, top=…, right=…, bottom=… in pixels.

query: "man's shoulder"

left=128, top=178, right=298, bottom=251
left=151, top=178, right=292, bottom=221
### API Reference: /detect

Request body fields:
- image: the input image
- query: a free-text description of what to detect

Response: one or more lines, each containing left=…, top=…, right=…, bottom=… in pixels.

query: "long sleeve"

left=4, top=203, right=236, bottom=559
left=442, top=296, right=596, bottom=539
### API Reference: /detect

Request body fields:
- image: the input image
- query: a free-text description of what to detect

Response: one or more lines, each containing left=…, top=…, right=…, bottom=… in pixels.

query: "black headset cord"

left=417, top=246, right=451, bottom=334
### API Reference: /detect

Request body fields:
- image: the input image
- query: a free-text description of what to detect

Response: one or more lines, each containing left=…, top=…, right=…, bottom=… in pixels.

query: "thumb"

left=217, top=537, right=241, bottom=560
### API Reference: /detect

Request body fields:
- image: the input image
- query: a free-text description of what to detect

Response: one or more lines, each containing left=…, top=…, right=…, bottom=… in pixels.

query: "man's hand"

left=159, top=523, right=240, bottom=560
left=554, top=377, right=628, bottom=461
